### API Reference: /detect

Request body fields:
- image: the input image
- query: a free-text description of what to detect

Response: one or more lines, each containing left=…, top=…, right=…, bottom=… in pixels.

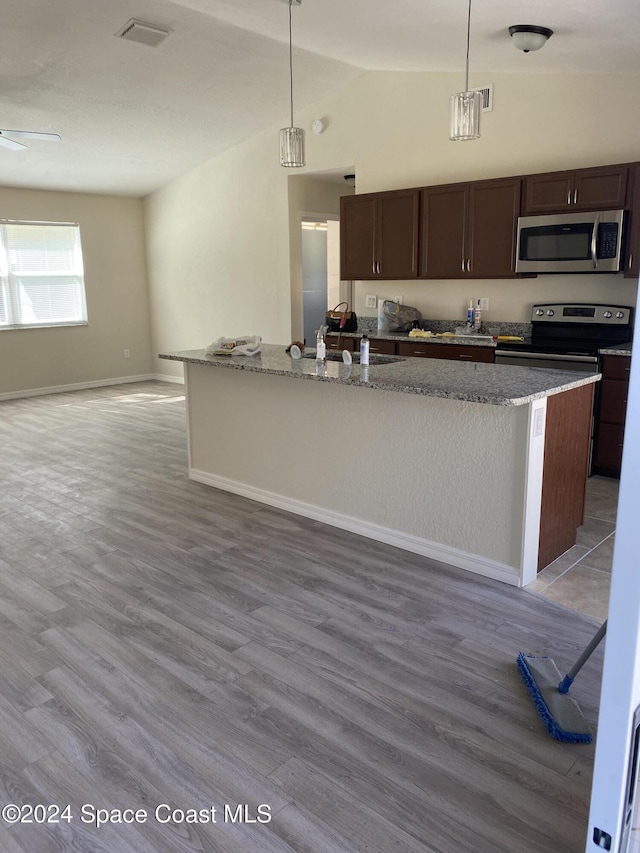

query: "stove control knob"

left=603, top=311, right=613, bottom=318
left=546, top=309, right=555, bottom=316
left=535, top=309, right=544, bottom=316
left=616, top=311, right=625, bottom=319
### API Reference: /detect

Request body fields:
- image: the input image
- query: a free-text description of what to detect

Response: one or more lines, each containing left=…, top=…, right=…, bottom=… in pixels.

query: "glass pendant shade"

left=280, top=125, right=305, bottom=168
left=449, top=89, right=482, bottom=141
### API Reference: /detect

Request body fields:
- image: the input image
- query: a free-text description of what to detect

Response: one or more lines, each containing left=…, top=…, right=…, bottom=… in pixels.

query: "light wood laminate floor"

left=0, top=381, right=605, bottom=853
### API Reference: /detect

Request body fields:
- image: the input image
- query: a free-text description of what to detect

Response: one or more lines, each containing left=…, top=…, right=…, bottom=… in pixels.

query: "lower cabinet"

left=326, top=335, right=355, bottom=352
left=354, top=337, right=397, bottom=355
left=397, top=342, right=494, bottom=363
left=592, top=355, right=631, bottom=477
left=326, top=335, right=495, bottom=363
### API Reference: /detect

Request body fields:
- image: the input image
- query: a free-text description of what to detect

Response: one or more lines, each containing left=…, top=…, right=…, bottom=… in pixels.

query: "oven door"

left=515, top=210, right=625, bottom=273
left=494, top=349, right=599, bottom=371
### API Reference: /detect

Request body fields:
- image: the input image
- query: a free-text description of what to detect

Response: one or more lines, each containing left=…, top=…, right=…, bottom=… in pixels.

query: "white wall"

left=0, top=187, right=152, bottom=396
left=145, top=69, right=640, bottom=381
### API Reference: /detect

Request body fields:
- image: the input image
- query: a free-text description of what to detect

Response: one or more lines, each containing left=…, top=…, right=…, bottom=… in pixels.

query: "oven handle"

left=495, top=350, right=599, bottom=364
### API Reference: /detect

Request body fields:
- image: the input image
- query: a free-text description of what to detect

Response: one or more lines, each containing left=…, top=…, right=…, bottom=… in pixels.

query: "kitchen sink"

left=302, top=352, right=405, bottom=365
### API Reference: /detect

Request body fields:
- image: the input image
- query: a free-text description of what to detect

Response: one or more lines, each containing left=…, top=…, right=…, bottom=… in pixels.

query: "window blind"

left=0, top=221, right=88, bottom=329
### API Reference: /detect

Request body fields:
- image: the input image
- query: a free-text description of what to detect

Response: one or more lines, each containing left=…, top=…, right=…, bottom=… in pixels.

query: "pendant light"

left=449, top=0, right=482, bottom=141
left=280, top=0, right=305, bottom=168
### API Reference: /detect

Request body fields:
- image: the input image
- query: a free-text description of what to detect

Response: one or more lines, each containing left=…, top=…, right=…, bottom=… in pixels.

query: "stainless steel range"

left=495, top=303, right=634, bottom=372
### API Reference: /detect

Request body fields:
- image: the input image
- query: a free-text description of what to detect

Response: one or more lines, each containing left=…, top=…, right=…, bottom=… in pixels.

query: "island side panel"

left=184, top=362, right=532, bottom=584
left=537, top=382, right=595, bottom=571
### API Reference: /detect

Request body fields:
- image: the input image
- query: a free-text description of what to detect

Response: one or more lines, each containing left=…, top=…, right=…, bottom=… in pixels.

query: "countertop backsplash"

left=355, top=316, right=532, bottom=339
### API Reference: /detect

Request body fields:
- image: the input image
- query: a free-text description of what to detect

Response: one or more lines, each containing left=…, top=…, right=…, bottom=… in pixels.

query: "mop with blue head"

left=517, top=620, right=607, bottom=745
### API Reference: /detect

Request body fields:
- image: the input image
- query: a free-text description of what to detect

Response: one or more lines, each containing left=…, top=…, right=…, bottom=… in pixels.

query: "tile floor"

left=527, top=475, right=619, bottom=623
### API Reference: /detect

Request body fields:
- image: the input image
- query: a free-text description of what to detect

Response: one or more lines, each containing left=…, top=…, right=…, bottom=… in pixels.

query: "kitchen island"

left=160, top=345, right=600, bottom=587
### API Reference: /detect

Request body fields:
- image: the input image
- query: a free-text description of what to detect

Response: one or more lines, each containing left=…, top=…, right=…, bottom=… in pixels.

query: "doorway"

left=300, top=217, right=350, bottom=346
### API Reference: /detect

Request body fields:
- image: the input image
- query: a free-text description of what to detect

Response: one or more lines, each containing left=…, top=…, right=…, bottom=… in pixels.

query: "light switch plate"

left=365, top=295, right=377, bottom=308
left=479, top=297, right=489, bottom=311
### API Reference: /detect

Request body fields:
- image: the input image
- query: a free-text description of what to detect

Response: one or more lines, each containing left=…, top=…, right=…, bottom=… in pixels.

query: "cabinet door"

left=468, top=179, right=521, bottom=277
left=420, top=185, right=467, bottom=278
left=366, top=338, right=397, bottom=355
left=340, top=195, right=376, bottom=280
left=593, top=423, right=625, bottom=473
left=624, top=165, right=640, bottom=278
left=523, top=164, right=629, bottom=214
left=377, top=190, right=420, bottom=279
left=602, top=354, right=632, bottom=381
left=326, top=335, right=355, bottom=352
left=600, top=379, right=628, bottom=425
left=523, top=171, right=574, bottom=214
left=573, top=165, right=628, bottom=210
left=397, top=342, right=493, bottom=362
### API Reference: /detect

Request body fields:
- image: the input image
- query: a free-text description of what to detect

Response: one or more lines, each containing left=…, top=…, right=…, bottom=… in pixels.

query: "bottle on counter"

left=474, top=300, right=482, bottom=331
left=467, top=299, right=474, bottom=329
left=316, top=326, right=326, bottom=362
left=360, top=334, right=370, bottom=365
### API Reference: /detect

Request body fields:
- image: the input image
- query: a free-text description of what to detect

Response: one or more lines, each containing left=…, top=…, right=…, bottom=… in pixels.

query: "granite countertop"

left=599, top=342, right=633, bottom=357
left=160, top=344, right=600, bottom=407
left=328, top=330, right=499, bottom=348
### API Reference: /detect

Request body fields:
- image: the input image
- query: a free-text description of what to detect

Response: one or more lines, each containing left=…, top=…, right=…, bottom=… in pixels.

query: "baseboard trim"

left=190, top=468, right=521, bottom=587
left=152, top=373, right=185, bottom=385
left=0, top=374, right=160, bottom=402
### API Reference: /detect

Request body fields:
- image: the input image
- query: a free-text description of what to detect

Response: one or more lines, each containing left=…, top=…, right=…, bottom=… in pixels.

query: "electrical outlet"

left=124, top=348, right=130, bottom=359
left=394, top=294, right=403, bottom=304
left=479, top=297, right=489, bottom=311
left=365, top=294, right=377, bottom=309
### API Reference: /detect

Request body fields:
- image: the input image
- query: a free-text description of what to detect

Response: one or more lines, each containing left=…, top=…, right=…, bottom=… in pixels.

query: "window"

left=0, top=220, right=88, bottom=330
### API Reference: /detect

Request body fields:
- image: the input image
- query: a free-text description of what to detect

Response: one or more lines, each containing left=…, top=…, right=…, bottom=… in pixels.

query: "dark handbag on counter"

left=326, top=302, right=358, bottom=333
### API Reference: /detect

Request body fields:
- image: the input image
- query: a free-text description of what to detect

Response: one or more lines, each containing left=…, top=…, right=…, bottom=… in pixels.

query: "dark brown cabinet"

left=624, top=165, right=640, bottom=278
left=340, top=189, right=419, bottom=280
left=420, top=178, right=521, bottom=279
left=326, top=335, right=355, bottom=352
left=353, top=337, right=397, bottom=355
left=523, top=164, right=629, bottom=214
left=397, top=342, right=494, bottom=363
left=592, top=354, right=631, bottom=477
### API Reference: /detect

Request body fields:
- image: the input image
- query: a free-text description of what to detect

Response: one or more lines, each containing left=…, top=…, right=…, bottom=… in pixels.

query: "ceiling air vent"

left=470, top=84, right=494, bottom=112
left=115, top=19, right=171, bottom=48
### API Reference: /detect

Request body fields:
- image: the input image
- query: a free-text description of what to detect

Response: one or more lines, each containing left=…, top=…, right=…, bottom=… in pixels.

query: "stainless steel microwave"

left=515, top=209, right=626, bottom=273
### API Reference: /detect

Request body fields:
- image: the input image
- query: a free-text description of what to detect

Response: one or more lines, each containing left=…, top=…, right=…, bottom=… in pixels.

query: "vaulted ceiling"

left=2, top=0, right=638, bottom=196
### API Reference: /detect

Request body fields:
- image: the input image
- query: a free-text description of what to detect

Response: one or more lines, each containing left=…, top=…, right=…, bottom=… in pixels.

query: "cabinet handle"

left=567, top=190, right=572, bottom=205
left=573, top=189, right=578, bottom=204
left=461, top=258, right=465, bottom=272
left=459, top=354, right=473, bottom=359
left=466, top=259, right=471, bottom=272
left=413, top=350, right=425, bottom=355
left=629, top=254, right=633, bottom=269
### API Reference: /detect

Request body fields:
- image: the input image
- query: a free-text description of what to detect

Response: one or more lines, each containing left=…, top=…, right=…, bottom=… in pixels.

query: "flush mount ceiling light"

left=509, top=24, right=553, bottom=53
left=279, top=0, right=305, bottom=168
left=449, top=0, right=482, bottom=142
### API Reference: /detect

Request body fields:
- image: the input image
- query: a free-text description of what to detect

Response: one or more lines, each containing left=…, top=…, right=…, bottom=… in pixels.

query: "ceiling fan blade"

left=0, top=130, right=61, bottom=142
left=0, top=133, right=27, bottom=151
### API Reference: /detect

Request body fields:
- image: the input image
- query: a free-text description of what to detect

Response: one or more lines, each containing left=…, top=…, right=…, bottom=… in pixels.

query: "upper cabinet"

left=420, top=177, right=521, bottom=279
left=523, top=164, right=629, bottom=214
left=340, top=189, right=419, bottom=280
left=624, top=165, right=640, bottom=278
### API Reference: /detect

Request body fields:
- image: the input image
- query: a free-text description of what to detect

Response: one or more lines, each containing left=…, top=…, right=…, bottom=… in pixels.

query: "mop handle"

left=558, top=620, right=607, bottom=694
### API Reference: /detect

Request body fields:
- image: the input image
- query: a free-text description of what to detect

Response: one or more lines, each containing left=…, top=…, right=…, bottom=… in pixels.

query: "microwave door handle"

left=591, top=214, right=600, bottom=269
